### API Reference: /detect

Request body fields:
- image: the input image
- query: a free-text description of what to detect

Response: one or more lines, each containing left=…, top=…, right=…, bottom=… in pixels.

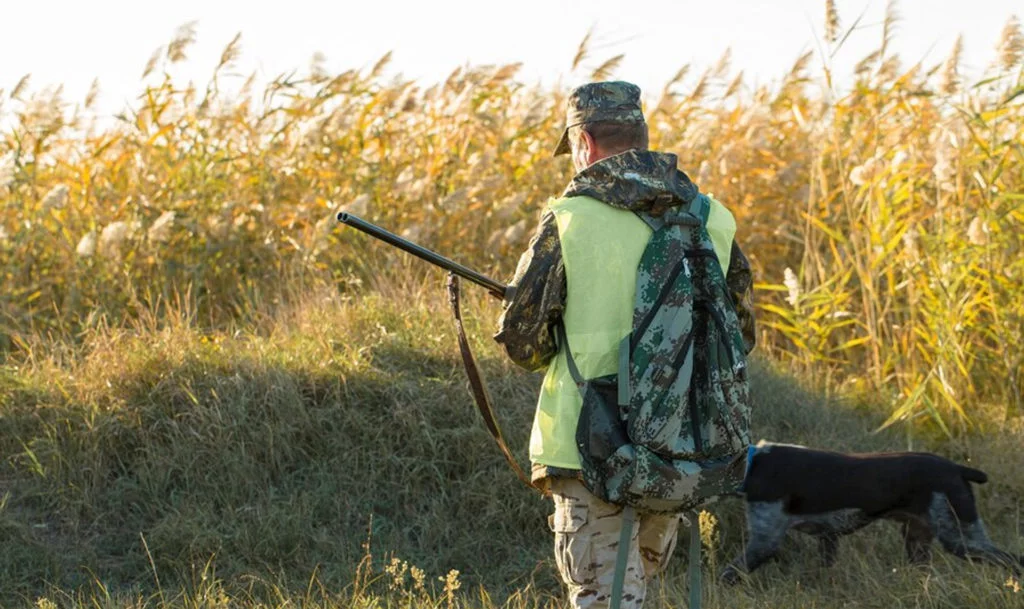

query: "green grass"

left=1, top=286, right=1021, bottom=608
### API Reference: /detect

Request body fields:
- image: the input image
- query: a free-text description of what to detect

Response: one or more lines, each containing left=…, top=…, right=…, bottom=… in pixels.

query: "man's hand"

left=489, top=286, right=515, bottom=302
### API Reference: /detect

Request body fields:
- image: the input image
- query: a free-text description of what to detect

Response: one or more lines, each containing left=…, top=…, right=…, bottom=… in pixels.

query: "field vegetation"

left=0, top=3, right=1022, bottom=608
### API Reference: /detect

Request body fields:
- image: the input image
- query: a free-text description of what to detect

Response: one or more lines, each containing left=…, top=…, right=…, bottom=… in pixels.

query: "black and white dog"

left=721, top=441, right=1023, bottom=583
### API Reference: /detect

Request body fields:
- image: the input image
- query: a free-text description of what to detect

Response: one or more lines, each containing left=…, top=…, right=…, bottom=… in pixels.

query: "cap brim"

left=552, top=128, right=571, bottom=157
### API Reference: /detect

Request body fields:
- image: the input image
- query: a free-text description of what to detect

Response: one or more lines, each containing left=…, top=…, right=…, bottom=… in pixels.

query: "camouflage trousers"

left=547, top=478, right=682, bottom=609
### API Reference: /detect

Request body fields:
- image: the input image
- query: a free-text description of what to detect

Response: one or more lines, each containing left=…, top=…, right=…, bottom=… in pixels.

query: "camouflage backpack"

left=561, top=193, right=752, bottom=514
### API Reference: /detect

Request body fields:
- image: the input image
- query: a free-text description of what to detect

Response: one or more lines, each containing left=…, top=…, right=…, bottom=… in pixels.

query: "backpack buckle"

left=650, top=364, right=678, bottom=388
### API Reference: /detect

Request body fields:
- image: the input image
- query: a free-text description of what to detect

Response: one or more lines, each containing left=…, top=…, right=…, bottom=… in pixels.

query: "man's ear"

left=573, top=129, right=594, bottom=171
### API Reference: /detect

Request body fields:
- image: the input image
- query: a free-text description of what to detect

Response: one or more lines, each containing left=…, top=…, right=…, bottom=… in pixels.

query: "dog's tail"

left=959, top=465, right=988, bottom=484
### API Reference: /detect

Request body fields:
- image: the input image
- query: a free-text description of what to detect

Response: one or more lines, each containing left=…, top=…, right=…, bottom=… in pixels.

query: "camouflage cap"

left=553, top=81, right=645, bottom=157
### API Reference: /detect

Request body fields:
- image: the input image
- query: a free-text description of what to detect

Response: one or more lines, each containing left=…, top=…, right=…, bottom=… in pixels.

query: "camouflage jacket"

left=495, top=150, right=756, bottom=372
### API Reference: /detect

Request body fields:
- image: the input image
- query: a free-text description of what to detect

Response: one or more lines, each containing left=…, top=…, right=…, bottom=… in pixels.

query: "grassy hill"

left=1, top=289, right=1021, bottom=608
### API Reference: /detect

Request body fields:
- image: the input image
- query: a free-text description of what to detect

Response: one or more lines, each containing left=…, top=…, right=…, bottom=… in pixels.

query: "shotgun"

left=336, top=212, right=508, bottom=298
left=337, top=211, right=537, bottom=492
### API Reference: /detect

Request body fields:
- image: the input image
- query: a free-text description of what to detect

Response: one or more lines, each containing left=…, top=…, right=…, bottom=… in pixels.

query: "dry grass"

left=0, top=291, right=1020, bottom=608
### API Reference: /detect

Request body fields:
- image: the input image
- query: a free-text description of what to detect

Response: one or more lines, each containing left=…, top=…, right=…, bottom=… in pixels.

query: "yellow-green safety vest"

left=529, top=194, right=737, bottom=469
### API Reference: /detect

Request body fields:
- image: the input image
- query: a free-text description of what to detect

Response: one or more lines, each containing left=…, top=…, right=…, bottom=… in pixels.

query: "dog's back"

left=741, top=443, right=987, bottom=518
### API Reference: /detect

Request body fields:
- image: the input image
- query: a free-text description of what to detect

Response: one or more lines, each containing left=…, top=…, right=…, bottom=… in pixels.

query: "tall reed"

left=2, top=9, right=1021, bottom=433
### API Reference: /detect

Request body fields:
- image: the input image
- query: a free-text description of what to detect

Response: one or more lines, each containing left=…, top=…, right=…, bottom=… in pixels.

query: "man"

left=494, top=81, right=756, bottom=609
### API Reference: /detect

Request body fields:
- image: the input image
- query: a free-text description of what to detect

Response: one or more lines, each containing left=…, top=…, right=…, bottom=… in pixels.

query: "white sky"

left=0, top=0, right=1019, bottom=116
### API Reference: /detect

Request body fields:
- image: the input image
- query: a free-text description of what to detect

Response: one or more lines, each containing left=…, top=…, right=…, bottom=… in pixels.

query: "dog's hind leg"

left=721, top=500, right=789, bottom=584
left=930, top=492, right=1021, bottom=572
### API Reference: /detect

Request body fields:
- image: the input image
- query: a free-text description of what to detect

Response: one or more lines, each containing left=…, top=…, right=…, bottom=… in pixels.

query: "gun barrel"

left=337, top=212, right=507, bottom=296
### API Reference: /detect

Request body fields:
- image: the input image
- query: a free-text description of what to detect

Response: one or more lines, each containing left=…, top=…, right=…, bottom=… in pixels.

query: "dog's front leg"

left=721, top=500, right=789, bottom=584
left=902, top=519, right=933, bottom=564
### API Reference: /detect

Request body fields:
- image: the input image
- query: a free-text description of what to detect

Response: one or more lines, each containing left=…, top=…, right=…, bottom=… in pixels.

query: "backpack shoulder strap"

left=557, top=322, right=630, bottom=406
left=556, top=322, right=585, bottom=386
left=635, top=195, right=709, bottom=230
left=689, top=193, right=711, bottom=225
